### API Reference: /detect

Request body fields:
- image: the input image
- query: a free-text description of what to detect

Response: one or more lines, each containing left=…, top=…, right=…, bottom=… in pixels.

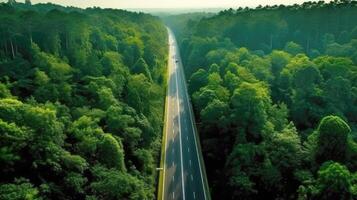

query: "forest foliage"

left=0, top=1, right=167, bottom=200
left=164, top=1, right=357, bottom=199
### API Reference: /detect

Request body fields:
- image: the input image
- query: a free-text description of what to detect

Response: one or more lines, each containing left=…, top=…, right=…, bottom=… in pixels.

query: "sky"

left=14, top=0, right=331, bottom=9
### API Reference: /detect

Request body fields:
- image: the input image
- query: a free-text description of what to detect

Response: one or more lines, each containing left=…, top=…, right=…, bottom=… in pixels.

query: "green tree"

left=265, top=124, right=302, bottom=176
left=284, top=42, right=304, bottom=55
left=223, top=71, right=240, bottom=93
left=126, top=74, right=153, bottom=115
left=286, top=55, right=324, bottom=128
left=245, top=57, right=273, bottom=82
left=91, top=165, right=149, bottom=200
left=230, top=82, right=271, bottom=142
left=269, top=50, right=291, bottom=77
left=0, top=83, right=11, bottom=98
left=25, top=0, right=31, bottom=5
left=0, top=5, right=168, bottom=199
left=312, top=162, right=355, bottom=200
left=132, top=58, right=153, bottom=81
left=64, top=172, right=87, bottom=194
left=225, top=143, right=265, bottom=198
left=0, top=179, right=41, bottom=200
left=61, top=152, right=88, bottom=173
left=188, top=69, right=208, bottom=94
left=0, top=119, right=29, bottom=168
left=200, top=99, right=229, bottom=126
left=97, top=134, right=125, bottom=171
left=70, top=116, right=102, bottom=159
left=134, top=148, right=155, bottom=175
left=315, top=115, right=351, bottom=164
left=192, top=88, right=218, bottom=112
left=98, top=87, right=118, bottom=110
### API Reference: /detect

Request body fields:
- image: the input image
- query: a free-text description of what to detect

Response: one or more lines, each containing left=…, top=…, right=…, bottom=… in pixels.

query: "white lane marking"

left=173, top=192, right=175, bottom=199
left=193, top=192, right=196, bottom=199
left=174, top=31, right=186, bottom=200
left=176, top=43, right=208, bottom=200
left=173, top=175, right=175, bottom=182
left=188, top=147, right=190, bottom=153
left=191, top=174, right=193, bottom=181
left=186, top=136, right=188, bottom=141
left=189, top=159, right=192, bottom=166
left=172, top=148, right=175, bottom=154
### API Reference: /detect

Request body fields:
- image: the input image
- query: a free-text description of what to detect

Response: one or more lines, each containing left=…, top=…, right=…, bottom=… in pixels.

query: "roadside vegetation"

left=164, top=1, right=357, bottom=199
left=0, top=1, right=167, bottom=199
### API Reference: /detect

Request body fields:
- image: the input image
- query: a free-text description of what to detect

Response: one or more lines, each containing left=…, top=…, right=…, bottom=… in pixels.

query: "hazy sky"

left=16, top=0, right=330, bottom=9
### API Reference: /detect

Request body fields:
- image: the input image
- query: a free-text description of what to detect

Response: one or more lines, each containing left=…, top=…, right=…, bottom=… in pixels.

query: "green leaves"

left=266, top=124, right=302, bottom=174
left=64, top=172, right=88, bottom=194
left=31, top=43, right=72, bottom=82
left=316, top=162, right=353, bottom=198
left=132, top=58, right=153, bottom=82
left=98, top=87, right=118, bottom=110
left=318, top=115, right=351, bottom=138
left=126, top=74, right=158, bottom=115
left=284, top=41, right=304, bottom=55
left=299, top=162, right=357, bottom=200
left=315, top=115, right=351, bottom=164
left=90, top=165, right=150, bottom=200
left=0, top=83, right=11, bottom=98
left=100, top=51, right=124, bottom=76
left=231, top=82, right=271, bottom=140
left=166, top=1, right=357, bottom=199
left=61, top=152, right=88, bottom=173
left=97, top=134, right=125, bottom=171
left=0, top=179, right=41, bottom=200
left=0, top=4, right=167, bottom=199
left=200, top=99, right=229, bottom=125
left=0, top=119, right=29, bottom=166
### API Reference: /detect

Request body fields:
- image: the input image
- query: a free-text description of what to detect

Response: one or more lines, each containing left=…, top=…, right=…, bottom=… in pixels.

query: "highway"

left=161, top=28, right=210, bottom=200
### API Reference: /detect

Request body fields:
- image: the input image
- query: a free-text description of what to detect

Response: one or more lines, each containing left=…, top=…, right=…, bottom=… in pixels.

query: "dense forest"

left=0, top=1, right=167, bottom=200
left=165, top=1, right=357, bottom=199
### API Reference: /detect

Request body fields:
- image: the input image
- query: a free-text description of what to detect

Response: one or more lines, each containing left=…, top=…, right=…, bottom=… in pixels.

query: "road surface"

left=161, top=28, right=210, bottom=200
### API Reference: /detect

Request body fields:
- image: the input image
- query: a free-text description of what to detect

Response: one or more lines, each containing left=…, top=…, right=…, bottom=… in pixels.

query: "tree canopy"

left=0, top=2, right=167, bottom=199
left=164, top=1, right=357, bottom=199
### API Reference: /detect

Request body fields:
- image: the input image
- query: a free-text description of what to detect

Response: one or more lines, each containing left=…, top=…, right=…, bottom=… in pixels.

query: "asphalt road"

left=162, top=29, right=209, bottom=200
